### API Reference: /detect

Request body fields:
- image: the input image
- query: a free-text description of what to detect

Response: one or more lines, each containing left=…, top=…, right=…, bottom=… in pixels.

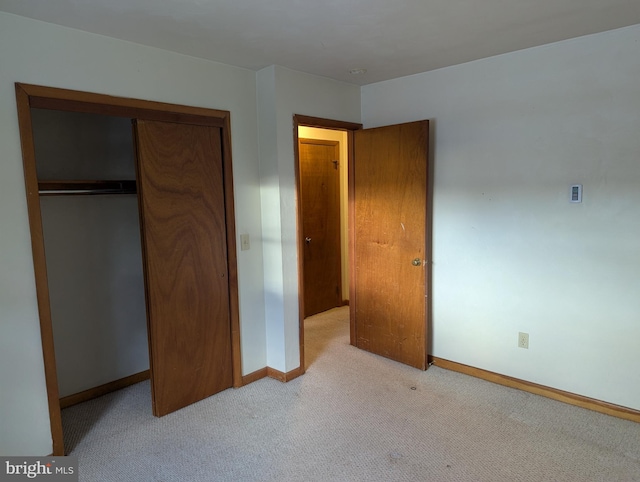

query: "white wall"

left=256, top=66, right=287, bottom=374
left=257, top=66, right=360, bottom=373
left=298, top=126, right=349, bottom=301
left=40, top=196, right=149, bottom=397
left=0, top=12, right=265, bottom=455
left=362, top=25, right=640, bottom=410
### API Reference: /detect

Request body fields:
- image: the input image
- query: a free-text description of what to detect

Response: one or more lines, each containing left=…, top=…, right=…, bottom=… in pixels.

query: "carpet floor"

left=63, top=306, right=640, bottom=481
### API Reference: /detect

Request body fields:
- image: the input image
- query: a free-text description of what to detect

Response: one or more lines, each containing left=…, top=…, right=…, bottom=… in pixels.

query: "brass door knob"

left=412, top=258, right=422, bottom=266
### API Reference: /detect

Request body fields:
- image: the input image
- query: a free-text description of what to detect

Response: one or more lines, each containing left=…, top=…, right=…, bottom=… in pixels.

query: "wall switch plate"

left=518, top=332, right=529, bottom=349
left=240, top=234, right=250, bottom=251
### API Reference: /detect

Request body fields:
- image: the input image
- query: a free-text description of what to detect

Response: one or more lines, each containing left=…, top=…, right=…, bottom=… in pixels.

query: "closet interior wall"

left=32, top=108, right=149, bottom=399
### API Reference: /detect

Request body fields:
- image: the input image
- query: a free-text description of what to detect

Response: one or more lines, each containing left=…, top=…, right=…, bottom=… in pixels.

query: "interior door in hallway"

left=352, top=120, right=430, bottom=369
left=135, top=120, right=233, bottom=416
left=299, top=138, right=342, bottom=317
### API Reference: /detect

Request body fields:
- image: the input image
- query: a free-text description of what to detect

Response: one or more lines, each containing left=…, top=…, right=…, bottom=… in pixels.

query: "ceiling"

left=1, top=0, right=639, bottom=85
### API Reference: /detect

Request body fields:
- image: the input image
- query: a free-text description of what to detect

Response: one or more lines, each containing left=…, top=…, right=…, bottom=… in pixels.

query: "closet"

left=16, top=83, right=242, bottom=456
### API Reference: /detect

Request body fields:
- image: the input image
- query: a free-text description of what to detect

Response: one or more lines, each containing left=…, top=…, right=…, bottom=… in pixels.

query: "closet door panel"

left=134, top=120, right=232, bottom=416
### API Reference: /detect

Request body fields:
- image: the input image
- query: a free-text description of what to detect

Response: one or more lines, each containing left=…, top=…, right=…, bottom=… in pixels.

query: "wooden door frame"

left=15, top=83, right=243, bottom=456
left=293, top=115, right=362, bottom=372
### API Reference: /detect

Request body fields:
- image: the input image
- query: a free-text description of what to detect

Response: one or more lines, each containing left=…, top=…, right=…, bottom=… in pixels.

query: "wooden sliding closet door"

left=134, top=120, right=233, bottom=416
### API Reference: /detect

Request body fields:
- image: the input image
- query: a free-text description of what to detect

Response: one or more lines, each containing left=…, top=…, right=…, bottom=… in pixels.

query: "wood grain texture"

left=353, top=121, right=430, bottom=370
left=299, top=139, right=342, bottom=317
left=293, top=115, right=362, bottom=132
left=59, top=370, right=150, bottom=409
left=20, top=83, right=226, bottom=127
left=241, top=367, right=268, bottom=386
left=220, top=113, right=243, bottom=389
left=15, top=83, right=65, bottom=456
left=266, top=366, right=304, bottom=383
left=242, top=366, right=304, bottom=385
left=135, top=120, right=233, bottom=417
left=347, top=130, right=357, bottom=347
left=431, top=357, right=640, bottom=423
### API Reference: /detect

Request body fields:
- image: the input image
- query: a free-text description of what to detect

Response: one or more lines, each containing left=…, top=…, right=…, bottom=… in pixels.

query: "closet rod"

left=38, top=180, right=137, bottom=196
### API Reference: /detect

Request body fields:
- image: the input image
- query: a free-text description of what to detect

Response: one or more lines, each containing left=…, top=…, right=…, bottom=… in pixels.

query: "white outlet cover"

left=518, top=332, right=529, bottom=349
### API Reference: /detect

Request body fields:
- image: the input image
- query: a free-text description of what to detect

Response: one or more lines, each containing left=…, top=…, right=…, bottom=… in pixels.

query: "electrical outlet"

left=518, top=332, right=529, bottom=349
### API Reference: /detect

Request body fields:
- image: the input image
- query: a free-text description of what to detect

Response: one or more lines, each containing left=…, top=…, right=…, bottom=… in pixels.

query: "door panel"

left=135, top=120, right=233, bottom=416
left=299, top=139, right=342, bottom=317
left=353, top=121, right=429, bottom=369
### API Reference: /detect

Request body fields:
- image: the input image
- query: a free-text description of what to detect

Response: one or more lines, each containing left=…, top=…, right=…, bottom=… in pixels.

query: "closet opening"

left=34, top=108, right=150, bottom=452
left=15, top=83, right=242, bottom=456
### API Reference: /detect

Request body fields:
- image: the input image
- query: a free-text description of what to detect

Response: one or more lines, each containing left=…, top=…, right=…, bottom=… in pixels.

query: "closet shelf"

left=38, top=180, right=137, bottom=196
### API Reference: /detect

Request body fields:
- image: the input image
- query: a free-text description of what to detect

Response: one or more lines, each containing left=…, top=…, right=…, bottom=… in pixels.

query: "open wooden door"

left=134, top=120, right=233, bottom=416
left=299, top=138, right=342, bottom=317
left=352, top=120, right=430, bottom=370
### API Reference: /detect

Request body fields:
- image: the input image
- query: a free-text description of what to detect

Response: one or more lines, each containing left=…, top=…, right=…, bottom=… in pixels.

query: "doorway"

left=294, top=115, right=432, bottom=373
left=294, top=116, right=360, bottom=369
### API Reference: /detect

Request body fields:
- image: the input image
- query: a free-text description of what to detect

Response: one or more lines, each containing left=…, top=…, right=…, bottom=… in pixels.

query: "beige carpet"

left=63, top=307, right=640, bottom=481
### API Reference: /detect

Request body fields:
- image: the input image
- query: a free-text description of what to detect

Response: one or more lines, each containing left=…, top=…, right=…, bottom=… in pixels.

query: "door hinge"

left=332, top=160, right=339, bottom=169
